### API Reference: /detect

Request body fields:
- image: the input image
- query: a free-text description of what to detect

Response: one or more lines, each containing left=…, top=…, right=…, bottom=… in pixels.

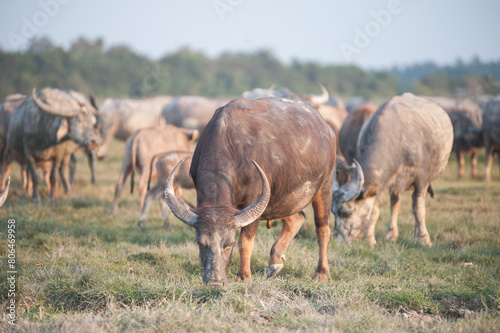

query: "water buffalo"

left=137, top=150, right=194, bottom=229
left=338, top=103, right=377, bottom=163
left=97, top=96, right=172, bottom=159
left=5, top=88, right=101, bottom=203
left=165, top=96, right=336, bottom=286
left=161, top=96, right=230, bottom=135
left=482, top=96, right=500, bottom=181
left=108, top=125, right=198, bottom=214
left=427, top=97, right=483, bottom=179
left=331, top=93, right=453, bottom=247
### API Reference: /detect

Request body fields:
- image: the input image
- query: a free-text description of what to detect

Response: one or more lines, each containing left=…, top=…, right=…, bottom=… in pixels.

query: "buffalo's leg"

left=484, top=139, right=493, bottom=181
left=412, top=184, right=432, bottom=247
left=87, top=150, right=97, bottom=185
left=25, top=153, right=41, bottom=204
left=137, top=181, right=164, bottom=229
left=365, top=199, right=380, bottom=247
left=159, top=196, right=171, bottom=229
left=108, top=163, right=133, bottom=214
left=21, top=164, right=30, bottom=197
left=312, top=176, right=334, bottom=281
left=0, top=161, right=12, bottom=192
left=471, top=150, right=478, bottom=179
left=40, top=162, right=51, bottom=193
left=456, top=150, right=465, bottom=179
left=68, top=153, right=77, bottom=185
left=49, top=160, right=63, bottom=201
left=385, top=193, right=401, bottom=242
left=138, top=167, right=151, bottom=210
left=236, top=219, right=260, bottom=282
left=59, top=155, right=72, bottom=195
left=267, top=211, right=306, bottom=279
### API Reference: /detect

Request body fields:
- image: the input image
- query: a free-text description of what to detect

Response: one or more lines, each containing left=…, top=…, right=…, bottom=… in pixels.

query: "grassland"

left=1, top=139, right=499, bottom=332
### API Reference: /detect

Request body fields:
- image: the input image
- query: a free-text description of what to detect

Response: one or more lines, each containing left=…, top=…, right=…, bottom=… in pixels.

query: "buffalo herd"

left=1, top=85, right=499, bottom=284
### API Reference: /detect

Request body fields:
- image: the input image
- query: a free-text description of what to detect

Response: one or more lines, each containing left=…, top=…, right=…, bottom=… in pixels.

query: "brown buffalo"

left=338, top=103, right=377, bottom=163
left=166, top=97, right=336, bottom=286
left=332, top=93, right=453, bottom=247
left=108, top=125, right=197, bottom=214
left=137, top=151, right=194, bottom=229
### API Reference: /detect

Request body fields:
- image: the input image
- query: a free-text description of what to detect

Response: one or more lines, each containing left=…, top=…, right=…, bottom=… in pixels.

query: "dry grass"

left=1, top=140, right=499, bottom=332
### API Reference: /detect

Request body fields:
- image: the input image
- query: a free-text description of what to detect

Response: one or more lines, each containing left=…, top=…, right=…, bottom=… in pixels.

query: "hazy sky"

left=1, top=0, right=499, bottom=69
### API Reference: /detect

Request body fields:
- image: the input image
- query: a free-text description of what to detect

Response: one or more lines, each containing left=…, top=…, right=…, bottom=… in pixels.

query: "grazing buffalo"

left=161, top=96, right=230, bottom=135
left=482, top=96, right=500, bottom=181
left=165, top=97, right=336, bottom=286
left=428, top=97, right=483, bottom=179
left=97, top=96, right=172, bottom=159
left=331, top=93, right=453, bottom=247
left=338, top=103, right=377, bottom=163
left=108, top=125, right=197, bottom=214
left=5, top=88, right=101, bottom=202
left=137, top=151, right=194, bottom=229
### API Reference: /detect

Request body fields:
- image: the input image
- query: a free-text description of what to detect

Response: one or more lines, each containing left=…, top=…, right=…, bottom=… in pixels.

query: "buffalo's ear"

left=88, top=94, right=98, bottom=110
left=358, top=184, right=377, bottom=200
left=189, top=129, right=199, bottom=141
left=56, top=118, right=69, bottom=141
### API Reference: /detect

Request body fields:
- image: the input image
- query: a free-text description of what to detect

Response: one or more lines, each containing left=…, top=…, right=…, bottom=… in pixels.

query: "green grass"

left=1, top=140, right=499, bottom=332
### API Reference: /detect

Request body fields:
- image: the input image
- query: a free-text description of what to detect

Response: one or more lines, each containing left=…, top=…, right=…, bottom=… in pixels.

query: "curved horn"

left=164, top=158, right=199, bottom=227
left=0, top=176, right=10, bottom=208
left=308, top=82, right=329, bottom=106
left=233, top=160, right=271, bottom=229
left=341, top=159, right=364, bottom=203
left=32, top=88, right=78, bottom=118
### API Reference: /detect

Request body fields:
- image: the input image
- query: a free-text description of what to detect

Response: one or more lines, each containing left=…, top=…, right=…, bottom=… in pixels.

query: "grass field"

left=1, top=139, right=500, bottom=332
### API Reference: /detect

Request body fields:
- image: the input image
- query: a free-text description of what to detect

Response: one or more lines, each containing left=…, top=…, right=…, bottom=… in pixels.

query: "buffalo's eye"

left=223, top=243, right=234, bottom=253
left=337, top=207, right=350, bottom=218
left=197, top=242, right=209, bottom=250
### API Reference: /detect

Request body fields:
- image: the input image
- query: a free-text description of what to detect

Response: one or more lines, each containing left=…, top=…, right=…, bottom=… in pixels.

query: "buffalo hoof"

left=384, top=231, right=398, bottom=242
left=136, top=221, right=144, bottom=230
left=235, top=272, right=251, bottom=282
left=421, top=238, right=433, bottom=248
left=313, top=270, right=330, bottom=281
left=267, top=263, right=283, bottom=279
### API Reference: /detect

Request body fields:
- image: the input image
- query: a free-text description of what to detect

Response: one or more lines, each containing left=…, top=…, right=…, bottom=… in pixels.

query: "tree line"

left=1, top=37, right=499, bottom=103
